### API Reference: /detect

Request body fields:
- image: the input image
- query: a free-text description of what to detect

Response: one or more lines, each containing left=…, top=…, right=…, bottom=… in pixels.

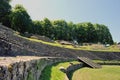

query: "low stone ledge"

left=61, top=63, right=84, bottom=80
left=66, top=63, right=83, bottom=73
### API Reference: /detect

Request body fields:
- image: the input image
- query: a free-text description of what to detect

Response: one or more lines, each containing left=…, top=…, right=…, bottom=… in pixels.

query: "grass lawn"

left=72, top=65, right=120, bottom=80
left=40, top=61, right=79, bottom=80
left=93, top=60, right=120, bottom=65
left=40, top=61, right=120, bottom=80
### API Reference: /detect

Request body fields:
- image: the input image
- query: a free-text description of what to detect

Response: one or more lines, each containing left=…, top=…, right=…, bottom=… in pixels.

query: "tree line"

left=0, top=0, right=113, bottom=44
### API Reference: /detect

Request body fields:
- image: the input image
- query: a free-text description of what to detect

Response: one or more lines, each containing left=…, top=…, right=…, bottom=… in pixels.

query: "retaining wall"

left=0, top=56, right=71, bottom=80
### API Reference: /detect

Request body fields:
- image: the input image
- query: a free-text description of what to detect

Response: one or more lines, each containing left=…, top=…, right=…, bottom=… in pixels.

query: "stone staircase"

left=77, top=57, right=102, bottom=68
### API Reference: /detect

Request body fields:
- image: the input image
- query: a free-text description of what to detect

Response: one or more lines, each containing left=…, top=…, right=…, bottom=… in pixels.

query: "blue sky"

left=10, top=0, right=120, bottom=42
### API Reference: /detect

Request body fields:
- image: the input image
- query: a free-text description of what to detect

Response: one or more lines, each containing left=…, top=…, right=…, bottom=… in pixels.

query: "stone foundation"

left=0, top=56, right=70, bottom=80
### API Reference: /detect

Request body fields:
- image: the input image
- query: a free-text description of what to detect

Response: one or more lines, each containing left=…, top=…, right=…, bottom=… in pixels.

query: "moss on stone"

left=27, top=70, right=34, bottom=80
left=37, top=59, right=46, bottom=70
left=8, top=64, right=13, bottom=73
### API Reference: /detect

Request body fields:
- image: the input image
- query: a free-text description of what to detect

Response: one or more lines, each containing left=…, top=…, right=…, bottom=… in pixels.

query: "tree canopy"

left=30, top=19, right=114, bottom=44
left=10, top=4, right=32, bottom=33
left=0, top=0, right=11, bottom=26
left=0, top=2, right=114, bottom=44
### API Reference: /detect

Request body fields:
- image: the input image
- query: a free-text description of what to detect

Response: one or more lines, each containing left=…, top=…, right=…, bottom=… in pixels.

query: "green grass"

left=72, top=65, right=120, bottom=80
left=93, top=60, right=120, bottom=63
left=93, top=60, right=120, bottom=65
left=40, top=61, right=79, bottom=80
left=40, top=61, right=120, bottom=80
left=15, top=34, right=120, bottom=52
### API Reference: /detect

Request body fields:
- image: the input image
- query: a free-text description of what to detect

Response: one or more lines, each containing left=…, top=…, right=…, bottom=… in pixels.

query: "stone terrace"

left=0, top=24, right=120, bottom=60
left=0, top=56, right=44, bottom=67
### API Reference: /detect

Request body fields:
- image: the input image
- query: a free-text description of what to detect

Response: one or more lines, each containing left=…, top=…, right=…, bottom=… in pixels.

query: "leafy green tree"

left=32, top=20, right=43, bottom=35
left=41, top=18, right=53, bottom=38
left=75, top=23, right=87, bottom=43
left=0, top=0, right=11, bottom=27
left=53, top=20, right=69, bottom=40
left=67, top=22, right=76, bottom=40
left=10, top=4, right=32, bottom=33
left=82, top=22, right=97, bottom=43
left=102, top=25, right=113, bottom=44
left=94, top=24, right=104, bottom=43
left=94, top=24, right=113, bottom=44
left=0, top=0, right=113, bottom=44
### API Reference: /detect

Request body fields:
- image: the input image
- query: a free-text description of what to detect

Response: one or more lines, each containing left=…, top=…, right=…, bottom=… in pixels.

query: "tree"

left=53, top=20, right=69, bottom=40
left=10, top=4, right=32, bottom=33
left=94, top=24, right=113, bottom=44
left=82, top=22, right=97, bottom=43
left=32, top=20, right=43, bottom=35
left=67, top=22, right=76, bottom=40
left=75, top=23, right=87, bottom=43
left=0, top=0, right=11, bottom=27
left=41, top=18, right=53, bottom=38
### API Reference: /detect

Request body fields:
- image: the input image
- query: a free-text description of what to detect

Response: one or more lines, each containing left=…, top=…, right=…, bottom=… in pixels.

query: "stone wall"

left=66, top=63, right=83, bottom=73
left=0, top=25, right=120, bottom=60
left=0, top=38, right=11, bottom=56
left=0, top=56, right=71, bottom=80
left=60, top=63, right=84, bottom=80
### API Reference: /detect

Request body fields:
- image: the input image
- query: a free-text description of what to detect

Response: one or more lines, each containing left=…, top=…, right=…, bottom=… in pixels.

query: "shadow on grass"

left=66, top=67, right=82, bottom=80
left=40, top=65, right=52, bottom=80
left=40, top=61, right=68, bottom=80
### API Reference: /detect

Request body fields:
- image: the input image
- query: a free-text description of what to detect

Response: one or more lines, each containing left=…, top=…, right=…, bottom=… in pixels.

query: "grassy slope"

left=40, top=60, right=120, bottom=80
left=72, top=65, right=120, bottom=80
left=93, top=60, right=120, bottom=64
left=40, top=61, right=79, bottom=80
left=16, top=34, right=120, bottom=52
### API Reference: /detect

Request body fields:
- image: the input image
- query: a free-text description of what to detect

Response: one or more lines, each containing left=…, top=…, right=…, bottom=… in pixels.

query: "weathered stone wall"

left=0, top=56, right=71, bottom=80
left=66, top=63, right=83, bottom=73
left=60, top=63, right=84, bottom=80
left=0, top=38, right=11, bottom=56
left=0, top=24, right=120, bottom=60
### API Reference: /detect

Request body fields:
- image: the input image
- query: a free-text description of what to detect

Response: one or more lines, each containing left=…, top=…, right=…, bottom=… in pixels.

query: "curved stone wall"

left=0, top=56, right=71, bottom=80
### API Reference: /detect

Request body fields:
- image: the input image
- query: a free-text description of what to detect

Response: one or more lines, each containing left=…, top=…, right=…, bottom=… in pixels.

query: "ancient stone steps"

left=78, top=57, right=102, bottom=68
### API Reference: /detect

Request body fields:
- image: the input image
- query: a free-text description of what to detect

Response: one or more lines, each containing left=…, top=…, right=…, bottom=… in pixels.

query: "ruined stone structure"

left=0, top=24, right=120, bottom=60
left=0, top=38, right=11, bottom=56
left=0, top=56, right=71, bottom=80
left=0, top=24, right=120, bottom=80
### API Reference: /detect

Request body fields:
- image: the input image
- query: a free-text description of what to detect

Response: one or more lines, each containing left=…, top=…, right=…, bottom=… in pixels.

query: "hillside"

left=0, top=24, right=120, bottom=60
